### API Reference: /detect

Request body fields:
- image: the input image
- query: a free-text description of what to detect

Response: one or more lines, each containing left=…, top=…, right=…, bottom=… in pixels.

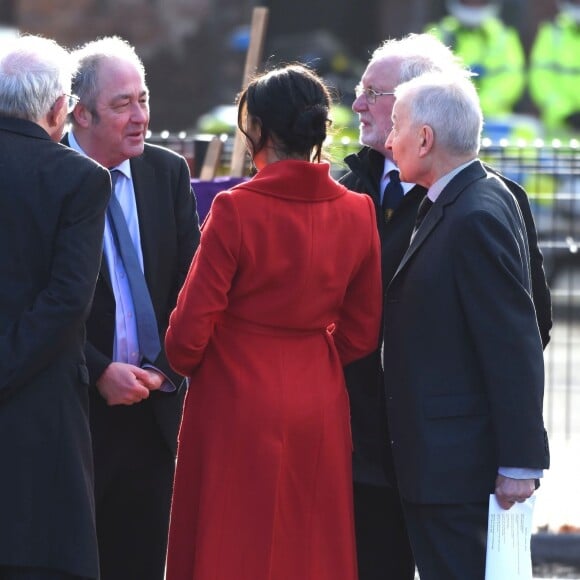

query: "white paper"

left=485, top=494, right=535, bottom=580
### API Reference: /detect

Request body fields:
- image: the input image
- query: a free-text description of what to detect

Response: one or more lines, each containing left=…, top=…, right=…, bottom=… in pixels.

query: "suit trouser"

left=401, top=499, right=488, bottom=580
left=0, top=568, right=90, bottom=580
left=93, top=402, right=175, bottom=580
left=353, top=482, right=415, bottom=580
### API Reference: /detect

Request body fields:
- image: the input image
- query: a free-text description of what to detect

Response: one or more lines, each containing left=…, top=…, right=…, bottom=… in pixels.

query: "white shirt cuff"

left=498, top=467, right=544, bottom=479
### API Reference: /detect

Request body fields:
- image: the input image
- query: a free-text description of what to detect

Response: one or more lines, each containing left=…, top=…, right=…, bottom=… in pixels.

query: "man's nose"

left=131, top=103, right=148, bottom=122
left=352, top=94, right=368, bottom=113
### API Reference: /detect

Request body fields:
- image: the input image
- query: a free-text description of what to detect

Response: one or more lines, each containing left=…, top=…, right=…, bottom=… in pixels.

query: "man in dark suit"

left=383, top=71, right=550, bottom=580
left=339, top=33, right=552, bottom=580
left=0, top=36, right=111, bottom=580
left=63, top=36, right=200, bottom=580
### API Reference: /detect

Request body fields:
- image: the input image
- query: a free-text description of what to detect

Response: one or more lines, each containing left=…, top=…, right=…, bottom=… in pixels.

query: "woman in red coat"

left=165, top=64, right=382, bottom=580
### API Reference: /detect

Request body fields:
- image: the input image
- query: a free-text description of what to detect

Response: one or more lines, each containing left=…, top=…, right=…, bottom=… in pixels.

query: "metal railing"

left=477, top=140, right=580, bottom=440
left=148, top=132, right=580, bottom=440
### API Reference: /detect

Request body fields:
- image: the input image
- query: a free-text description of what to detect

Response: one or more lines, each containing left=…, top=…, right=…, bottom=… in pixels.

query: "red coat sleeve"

left=333, top=195, right=382, bottom=366
left=165, top=192, right=240, bottom=376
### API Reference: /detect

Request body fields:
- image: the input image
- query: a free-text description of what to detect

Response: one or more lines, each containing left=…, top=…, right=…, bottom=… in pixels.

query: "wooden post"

left=199, top=136, right=224, bottom=180
left=229, top=6, right=269, bottom=177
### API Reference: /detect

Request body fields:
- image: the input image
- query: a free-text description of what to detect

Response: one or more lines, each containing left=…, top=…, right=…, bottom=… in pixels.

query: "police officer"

left=529, top=0, right=580, bottom=137
left=425, top=0, right=525, bottom=119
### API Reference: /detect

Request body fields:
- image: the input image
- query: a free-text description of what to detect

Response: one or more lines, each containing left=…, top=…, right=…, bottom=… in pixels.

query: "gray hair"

left=369, top=33, right=472, bottom=84
left=395, top=73, right=483, bottom=156
left=71, top=36, right=147, bottom=116
left=0, top=35, right=75, bottom=122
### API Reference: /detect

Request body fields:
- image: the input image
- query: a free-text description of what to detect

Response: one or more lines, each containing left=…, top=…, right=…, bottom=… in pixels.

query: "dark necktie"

left=381, top=170, right=404, bottom=224
left=412, top=195, right=434, bottom=236
left=107, top=170, right=161, bottom=363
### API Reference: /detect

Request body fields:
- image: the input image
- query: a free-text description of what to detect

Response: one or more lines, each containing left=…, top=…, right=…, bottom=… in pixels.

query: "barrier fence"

left=478, top=140, right=580, bottom=441
left=149, top=133, right=580, bottom=440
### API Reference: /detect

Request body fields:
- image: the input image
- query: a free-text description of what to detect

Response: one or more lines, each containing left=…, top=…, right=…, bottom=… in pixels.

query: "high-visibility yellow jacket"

left=425, top=15, right=526, bottom=118
left=529, top=14, right=580, bottom=135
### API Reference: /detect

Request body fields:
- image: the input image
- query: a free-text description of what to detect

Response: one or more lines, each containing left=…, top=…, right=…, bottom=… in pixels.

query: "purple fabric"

left=191, top=177, right=248, bottom=222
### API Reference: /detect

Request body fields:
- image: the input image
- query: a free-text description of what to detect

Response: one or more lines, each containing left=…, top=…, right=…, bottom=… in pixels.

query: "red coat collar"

left=233, top=159, right=348, bottom=202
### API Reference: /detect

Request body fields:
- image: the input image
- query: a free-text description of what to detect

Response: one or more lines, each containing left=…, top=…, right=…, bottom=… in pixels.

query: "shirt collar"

left=68, top=131, right=132, bottom=180
left=109, top=158, right=132, bottom=180
left=427, top=158, right=477, bottom=203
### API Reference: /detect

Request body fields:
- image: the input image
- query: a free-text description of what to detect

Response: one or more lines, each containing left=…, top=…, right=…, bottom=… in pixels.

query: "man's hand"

left=494, top=474, right=535, bottom=510
left=96, top=362, right=151, bottom=406
left=140, top=368, right=165, bottom=391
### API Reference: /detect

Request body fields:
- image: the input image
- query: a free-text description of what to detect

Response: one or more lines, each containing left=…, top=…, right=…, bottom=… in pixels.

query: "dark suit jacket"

left=484, top=166, right=552, bottom=347
left=383, top=160, right=550, bottom=504
left=339, top=148, right=552, bottom=487
left=0, top=117, right=110, bottom=578
left=62, top=136, right=200, bottom=458
left=340, top=148, right=426, bottom=486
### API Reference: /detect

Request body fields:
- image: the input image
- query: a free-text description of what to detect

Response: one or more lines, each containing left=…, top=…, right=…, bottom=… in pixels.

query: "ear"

left=418, top=125, right=434, bottom=157
left=71, top=101, right=92, bottom=128
left=46, top=95, right=67, bottom=129
left=43, top=95, right=68, bottom=141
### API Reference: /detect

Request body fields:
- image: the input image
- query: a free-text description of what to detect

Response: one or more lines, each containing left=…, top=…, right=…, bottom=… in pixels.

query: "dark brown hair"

left=237, top=63, right=332, bottom=163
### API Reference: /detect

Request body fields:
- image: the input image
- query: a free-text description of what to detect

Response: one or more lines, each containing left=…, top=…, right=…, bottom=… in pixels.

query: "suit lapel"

left=393, top=199, right=444, bottom=277
left=130, top=152, right=157, bottom=286
left=392, top=160, right=488, bottom=281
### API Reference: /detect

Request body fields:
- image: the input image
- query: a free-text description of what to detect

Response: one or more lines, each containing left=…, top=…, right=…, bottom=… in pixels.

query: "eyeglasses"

left=63, top=93, right=80, bottom=113
left=355, top=85, right=395, bottom=105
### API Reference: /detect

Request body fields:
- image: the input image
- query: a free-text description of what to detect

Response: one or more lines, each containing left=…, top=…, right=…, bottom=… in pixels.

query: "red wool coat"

left=165, top=159, right=381, bottom=580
